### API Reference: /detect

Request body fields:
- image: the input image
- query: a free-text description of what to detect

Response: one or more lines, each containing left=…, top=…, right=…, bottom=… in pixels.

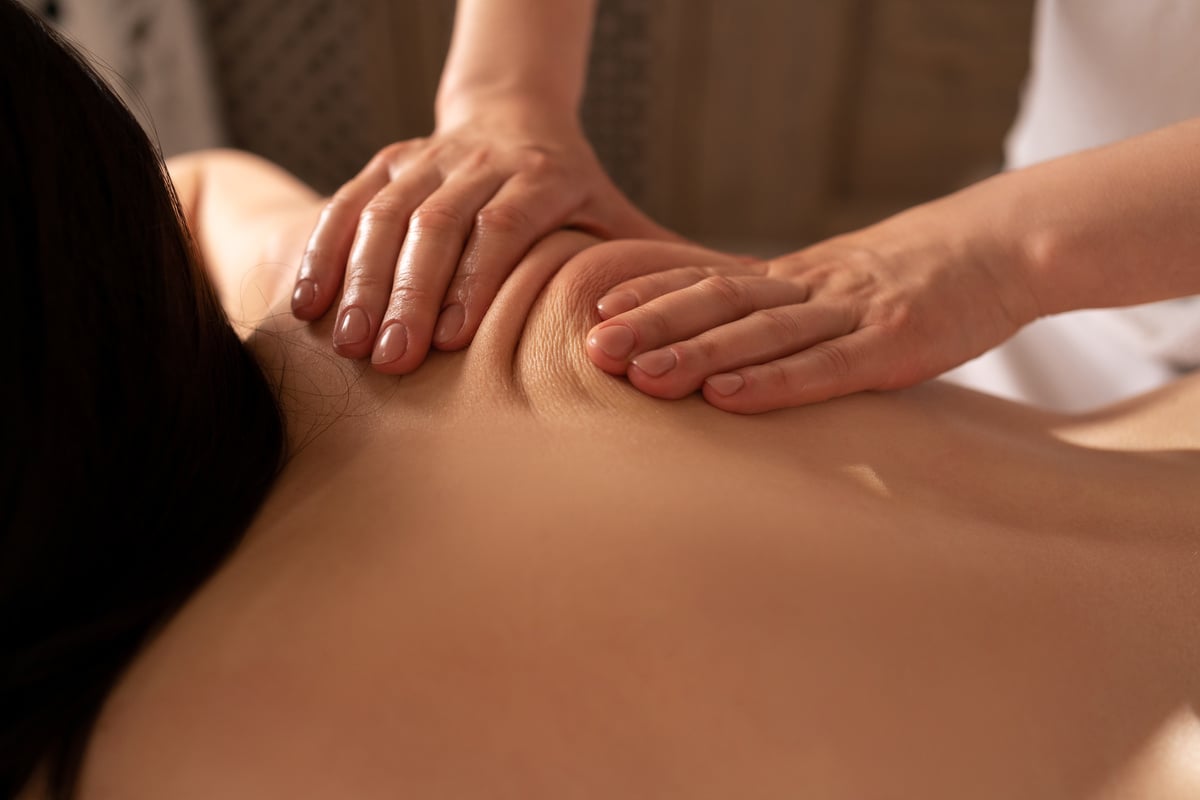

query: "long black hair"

left=0, top=2, right=286, bottom=796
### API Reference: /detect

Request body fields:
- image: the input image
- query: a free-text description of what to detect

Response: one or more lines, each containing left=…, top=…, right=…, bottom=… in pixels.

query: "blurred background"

left=24, top=0, right=1035, bottom=254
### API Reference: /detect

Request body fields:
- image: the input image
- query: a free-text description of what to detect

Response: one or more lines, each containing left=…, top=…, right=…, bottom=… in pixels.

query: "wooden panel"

left=197, top=0, right=1035, bottom=249
left=831, top=0, right=1035, bottom=230
left=637, top=0, right=709, bottom=233
left=641, top=0, right=856, bottom=250
left=367, top=0, right=453, bottom=147
left=638, top=0, right=1033, bottom=250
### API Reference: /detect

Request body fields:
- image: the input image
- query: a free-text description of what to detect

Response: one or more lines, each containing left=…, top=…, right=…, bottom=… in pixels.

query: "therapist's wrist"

left=923, top=172, right=1051, bottom=326
left=435, top=84, right=580, bottom=136
left=977, top=169, right=1085, bottom=320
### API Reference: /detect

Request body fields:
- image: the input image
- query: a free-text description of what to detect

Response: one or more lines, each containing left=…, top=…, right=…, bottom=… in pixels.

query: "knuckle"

left=409, top=204, right=468, bottom=235
left=697, top=275, right=751, bottom=313
left=359, top=198, right=410, bottom=229
left=880, top=298, right=915, bottom=331
left=631, top=303, right=672, bottom=340
left=465, top=146, right=493, bottom=169
left=520, top=148, right=556, bottom=176
left=645, top=266, right=705, bottom=296
left=751, top=307, right=804, bottom=341
left=444, top=285, right=472, bottom=309
left=344, top=264, right=392, bottom=293
left=688, top=332, right=724, bottom=363
left=301, top=246, right=335, bottom=271
left=375, top=141, right=409, bottom=165
left=420, top=140, right=446, bottom=163
left=756, top=360, right=791, bottom=392
left=323, top=190, right=361, bottom=220
left=446, top=270, right=483, bottom=303
left=811, top=342, right=855, bottom=378
left=389, top=280, right=439, bottom=307
left=475, top=203, right=532, bottom=238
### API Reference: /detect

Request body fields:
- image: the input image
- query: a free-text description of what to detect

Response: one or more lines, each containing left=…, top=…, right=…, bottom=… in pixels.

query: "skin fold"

left=65, top=153, right=1200, bottom=800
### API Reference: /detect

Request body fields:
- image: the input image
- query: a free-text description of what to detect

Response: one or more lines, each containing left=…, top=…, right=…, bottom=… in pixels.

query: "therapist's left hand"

left=586, top=204, right=1040, bottom=413
left=290, top=109, right=679, bottom=375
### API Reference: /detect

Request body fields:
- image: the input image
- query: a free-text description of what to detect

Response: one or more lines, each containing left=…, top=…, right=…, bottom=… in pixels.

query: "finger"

left=330, top=165, right=442, bottom=359
left=291, top=160, right=391, bottom=320
left=594, top=261, right=765, bottom=320
left=585, top=275, right=805, bottom=375
left=625, top=303, right=856, bottom=400
left=433, top=172, right=576, bottom=350
left=700, top=325, right=896, bottom=414
left=370, top=169, right=507, bottom=374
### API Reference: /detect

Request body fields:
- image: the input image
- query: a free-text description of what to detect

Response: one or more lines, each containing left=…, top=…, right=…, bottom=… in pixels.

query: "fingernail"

left=587, top=325, right=636, bottom=360
left=291, top=278, right=316, bottom=312
left=433, top=304, right=465, bottom=346
left=631, top=348, right=677, bottom=378
left=706, top=373, right=745, bottom=396
left=333, top=307, right=369, bottom=346
left=597, top=291, right=638, bottom=319
left=372, top=323, right=409, bottom=364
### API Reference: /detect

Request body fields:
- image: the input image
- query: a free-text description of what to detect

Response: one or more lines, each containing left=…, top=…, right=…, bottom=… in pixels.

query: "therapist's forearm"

left=958, top=116, right=1200, bottom=317
left=435, top=0, right=597, bottom=129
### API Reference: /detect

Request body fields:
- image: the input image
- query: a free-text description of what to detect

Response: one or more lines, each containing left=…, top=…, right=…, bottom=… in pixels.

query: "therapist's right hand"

left=290, top=108, right=677, bottom=374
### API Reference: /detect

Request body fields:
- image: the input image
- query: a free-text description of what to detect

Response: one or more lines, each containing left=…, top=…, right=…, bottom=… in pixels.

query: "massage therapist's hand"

left=290, top=107, right=675, bottom=374
left=586, top=203, right=1041, bottom=414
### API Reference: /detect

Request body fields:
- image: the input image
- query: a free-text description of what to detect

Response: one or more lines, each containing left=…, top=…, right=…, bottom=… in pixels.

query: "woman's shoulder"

left=167, top=149, right=324, bottom=338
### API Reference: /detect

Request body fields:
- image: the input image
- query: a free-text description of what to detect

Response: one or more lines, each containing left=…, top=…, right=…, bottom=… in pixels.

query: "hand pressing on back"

left=586, top=202, right=1041, bottom=413
left=291, top=109, right=676, bottom=374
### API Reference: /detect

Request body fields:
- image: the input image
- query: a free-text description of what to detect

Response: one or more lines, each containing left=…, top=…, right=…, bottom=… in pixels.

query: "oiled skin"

left=74, top=219, right=1200, bottom=798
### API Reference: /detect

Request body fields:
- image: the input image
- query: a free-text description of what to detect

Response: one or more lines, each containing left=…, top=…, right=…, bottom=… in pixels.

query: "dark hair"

left=0, top=3, right=286, bottom=797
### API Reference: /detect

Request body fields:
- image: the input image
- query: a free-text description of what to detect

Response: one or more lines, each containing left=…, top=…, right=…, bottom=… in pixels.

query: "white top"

left=941, top=0, right=1200, bottom=411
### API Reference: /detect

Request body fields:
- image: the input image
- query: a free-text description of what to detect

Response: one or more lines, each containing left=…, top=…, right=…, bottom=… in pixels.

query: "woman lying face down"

left=1, top=3, right=284, bottom=798
left=76, top=197, right=1200, bottom=800
left=4, top=3, right=1200, bottom=798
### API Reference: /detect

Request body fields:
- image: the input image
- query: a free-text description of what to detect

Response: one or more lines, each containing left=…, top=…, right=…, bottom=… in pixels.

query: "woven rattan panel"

left=189, top=1, right=1030, bottom=246
left=581, top=0, right=655, bottom=208
left=196, top=0, right=653, bottom=199
left=198, top=0, right=384, bottom=192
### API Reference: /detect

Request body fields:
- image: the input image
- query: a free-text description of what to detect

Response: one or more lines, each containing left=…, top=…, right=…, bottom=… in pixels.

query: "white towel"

left=942, top=299, right=1200, bottom=412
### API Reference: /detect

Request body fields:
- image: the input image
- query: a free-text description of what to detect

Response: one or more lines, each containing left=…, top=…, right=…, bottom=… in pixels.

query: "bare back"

left=77, top=227, right=1200, bottom=799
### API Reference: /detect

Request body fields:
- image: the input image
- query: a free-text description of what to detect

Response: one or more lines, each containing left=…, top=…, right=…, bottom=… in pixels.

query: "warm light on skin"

left=1050, top=419, right=1168, bottom=453
left=1096, top=706, right=1200, bottom=798
left=1153, top=706, right=1200, bottom=771
left=840, top=463, right=891, bottom=499
left=1047, top=376, right=1200, bottom=456
left=1052, top=421, right=1200, bottom=455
